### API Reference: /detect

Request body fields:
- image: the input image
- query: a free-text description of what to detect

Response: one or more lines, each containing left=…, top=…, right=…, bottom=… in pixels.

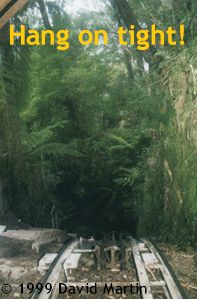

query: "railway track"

left=31, top=233, right=186, bottom=299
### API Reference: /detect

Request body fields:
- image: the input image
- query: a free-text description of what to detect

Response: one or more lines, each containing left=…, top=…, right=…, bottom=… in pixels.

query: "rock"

left=80, top=255, right=94, bottom=268
left=111, top=268, right=119, bottom=272
left=67, top=276, right=75, bottom=281
left=14, top=293, right=20, bottom=298
left=81, top=267, right=89, bottom=272
left=0, top=225, right=6, bottom=233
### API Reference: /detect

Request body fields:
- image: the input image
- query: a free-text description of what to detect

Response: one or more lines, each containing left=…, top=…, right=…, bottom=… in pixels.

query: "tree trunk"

left=122, top=47, right=134, bottom=80
left=37, top=0, right=51, bottom=29
left=0, top=23, right=10, bottom=216
left=0, top=180, right=6, bottom=215
left=110, top=0, right=157, bottom=66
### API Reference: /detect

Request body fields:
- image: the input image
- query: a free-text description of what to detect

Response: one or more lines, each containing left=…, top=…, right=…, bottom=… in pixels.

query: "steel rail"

left=31, top=233, right=186, bottom=299
left=129, top=236, right=185, bottom=299
left=31, top=237, right=78, bottom=299
left=148, top=239, right=187, bottom=299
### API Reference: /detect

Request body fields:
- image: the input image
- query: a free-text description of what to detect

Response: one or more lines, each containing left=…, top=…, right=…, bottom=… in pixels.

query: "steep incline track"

left=32, top=234, right=186, bottom=299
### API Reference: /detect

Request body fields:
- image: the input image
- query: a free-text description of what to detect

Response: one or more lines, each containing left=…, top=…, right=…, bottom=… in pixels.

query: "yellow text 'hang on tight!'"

left=9, top=24, right=185, bottom=51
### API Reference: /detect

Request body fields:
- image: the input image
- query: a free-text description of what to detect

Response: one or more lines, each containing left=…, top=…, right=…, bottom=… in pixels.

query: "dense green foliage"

left=0, top=0, right=196, bottom=246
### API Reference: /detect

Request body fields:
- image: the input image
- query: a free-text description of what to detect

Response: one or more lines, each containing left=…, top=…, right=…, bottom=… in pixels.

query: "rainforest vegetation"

left=0, top=0, right=196, bottom=246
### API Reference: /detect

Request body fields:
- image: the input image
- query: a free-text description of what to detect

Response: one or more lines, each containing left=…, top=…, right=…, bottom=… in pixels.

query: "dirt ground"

left=159, top=243, right=197, bottom=299
left=0, top=236, right=41, bottom=299
left=0, top=232, right=64, bottom=299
